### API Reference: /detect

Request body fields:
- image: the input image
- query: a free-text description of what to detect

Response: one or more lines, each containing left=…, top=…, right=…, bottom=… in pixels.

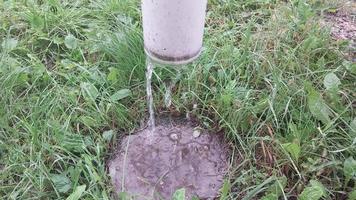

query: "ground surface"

left=108, top=117, right=228, bottom=199
left=0, top=0, right=355, bottom=200
left=322, top=0, right=355, bottom=61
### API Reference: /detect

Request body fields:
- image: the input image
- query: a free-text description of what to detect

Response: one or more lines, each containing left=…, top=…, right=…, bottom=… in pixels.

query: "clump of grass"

left=0, top=1, right=143, bottom=199
left=0, top=0, right=355, bottom=199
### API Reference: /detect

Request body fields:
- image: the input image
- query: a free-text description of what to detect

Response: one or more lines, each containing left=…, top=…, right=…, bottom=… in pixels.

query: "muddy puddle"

left=108, top=117, right=229, bottom=200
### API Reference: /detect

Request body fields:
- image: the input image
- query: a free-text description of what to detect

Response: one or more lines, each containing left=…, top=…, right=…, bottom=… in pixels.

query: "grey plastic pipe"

left=142, top=0, right=208, bottom=65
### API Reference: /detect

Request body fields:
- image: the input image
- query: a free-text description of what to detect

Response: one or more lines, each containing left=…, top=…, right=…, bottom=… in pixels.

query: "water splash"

left=164, top=70, right=181, bottom=108
left=164, top=70, right=182, bottom=108
left=164, top=82, right=173, bottom=108
left=146, top=58, right=155, bottom=131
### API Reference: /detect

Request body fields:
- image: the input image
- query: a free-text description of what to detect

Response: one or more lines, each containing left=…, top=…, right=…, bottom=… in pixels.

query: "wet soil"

left=324, top=10, right=355, bottom=41
left=108, top=118, right=229, bottom=200
left=322, top=3, right=355, bottom=61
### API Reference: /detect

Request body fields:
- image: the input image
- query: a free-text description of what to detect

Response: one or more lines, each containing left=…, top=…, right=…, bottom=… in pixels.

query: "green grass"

left=0, top=0, right=355, bottom=199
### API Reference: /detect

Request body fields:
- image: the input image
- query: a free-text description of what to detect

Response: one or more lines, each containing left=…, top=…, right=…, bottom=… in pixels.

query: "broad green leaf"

left=53, top=36, right=64, bottom=45
left=1, top=38, right=18, bottom=51
left=172, top=188, right=185, bottom=200
left=343, top=157, right=356, bottom=184
left=17, top=73, right=29, bottom=84
left=243, top=176, right=276, bottom=200
left=348, top=190, right=356, bottom=200
left=68, top=166, right=82, bottom=188
left=323, top=72, right=340, bottom=90
left=62, top=133, right=85, bottom=153
left=66, top=185, right=86, bottom=200
left=118, top=192, right=129, bottom=200
left=0, top=56, right=20, bottom=71
left=29, top=13, right=44, bottom=29
left=253, top=97, right=269, bottom=114
left=107, top=67, right=119, bottom=83
left=65, top=34, right=78, bottom=49
left=261, top=176, right=287, bottom=200
left=82, top=154, right=102, bottom=182
left=80, top=82, right=99, bottom=102
left=288, top=123, right=301, bottom=141
left=344, top=61, right=356, bottom=75
left=298, top=180, right=326, bottom=200
left=84, top=136, right=94, bottom=147
left=191, top=196, right=200, bottom=200
left=261, top=193, right=277, bottom=200
left=305, top=83, right=331, bottom=124
left=80, top=115, right=100, bottom=128
left=102, top=190, right=109, bottom=200
left=110, top=89, right=131, bottom=101
left=220, top=179, right=231, bottom=200
left=282, top=143, right=301, bottom=162
left=50, top=174, right=72, bottom=193
left=326, top=8, right=337, bottom=13
left=102, top=130, right=114, bottom=142
left=60, top=59, right=76, bottom=69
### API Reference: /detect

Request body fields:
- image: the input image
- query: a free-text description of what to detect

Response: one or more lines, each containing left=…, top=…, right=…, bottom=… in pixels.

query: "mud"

left=108, top=118, right=229, bottom=200
left=322, top=2, right=355, bottom=61
left=324, top=10, right=355, bottom=41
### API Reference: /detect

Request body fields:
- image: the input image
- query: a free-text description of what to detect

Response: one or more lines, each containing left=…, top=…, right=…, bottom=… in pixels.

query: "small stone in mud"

left=108, top=118, right=229, bottom=200
left=169, top=133, right=179, bottom=141
left=193, top=129, right=201, bottom=138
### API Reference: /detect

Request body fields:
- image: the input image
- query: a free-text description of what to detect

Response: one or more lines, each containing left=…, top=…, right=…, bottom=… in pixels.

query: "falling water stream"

left=146, top=58, right=155, bottom=131
left=110, top=59, right=229, bottom=200
left=164, top=70, right=181, bottom=108
left=146, top=58, right=184, bottom=133
left=110, top=61, right=229, bottom=199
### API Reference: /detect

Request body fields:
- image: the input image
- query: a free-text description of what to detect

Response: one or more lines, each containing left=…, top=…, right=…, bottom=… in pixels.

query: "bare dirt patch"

left=322, top=2, right=355, bottom=61
left=108, top=117, right=229, bottom=200
left=324, top=10, right=355, bottom=41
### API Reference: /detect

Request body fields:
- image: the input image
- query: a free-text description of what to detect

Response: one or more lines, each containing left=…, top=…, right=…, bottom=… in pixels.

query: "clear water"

left=164, top=82, right=173, bottom=108
left=164, top=70, right=181, bottom=108
left=146, top=58, right=155, bottom=131
left=146, top=58, right=184, bottom=133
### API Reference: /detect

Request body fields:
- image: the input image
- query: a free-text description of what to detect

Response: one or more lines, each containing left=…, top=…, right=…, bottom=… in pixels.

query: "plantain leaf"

left=110, top=89, right=131, bottom=101
left=172, top=188, right=185, bottom=200
left=50, top=174, right=72, bottom=193
left=323, top=72, right=340, bottom=90
left=299, top=180, right=326, bottom=200
left=343, top=157, right=356, bottom=184
left=305, top=83, right=332, bottom=124
left=65, top=34, right=78, bottom=49
left=282, top=142, right=301, bottom=162
left=66, top=185, right=86, bottom=200
left=220, top=179, right=231, bottom=200
left=1, top=38, right=18, bottom=51
left=80, top=82, right=99, bottom=102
